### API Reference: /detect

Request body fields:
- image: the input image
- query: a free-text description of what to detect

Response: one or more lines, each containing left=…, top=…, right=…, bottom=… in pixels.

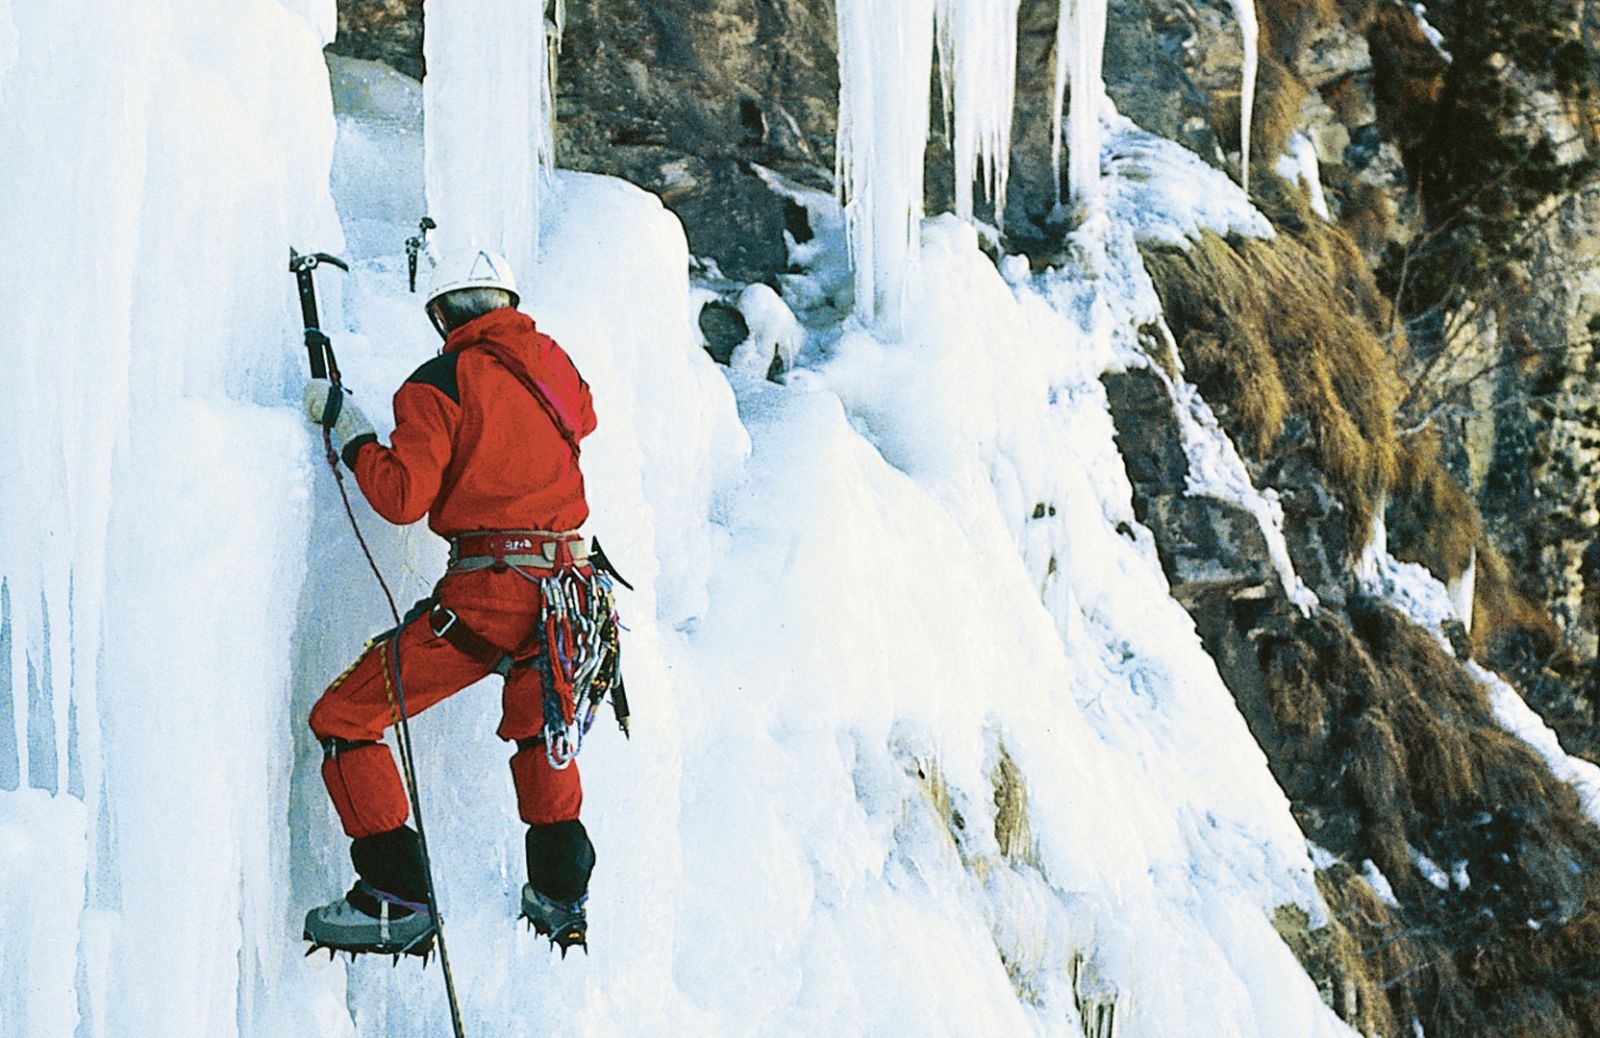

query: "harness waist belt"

left=447, top=529, right=587, bottom=573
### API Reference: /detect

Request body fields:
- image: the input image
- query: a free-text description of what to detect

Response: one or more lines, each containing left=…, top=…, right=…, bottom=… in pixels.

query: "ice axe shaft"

left=289, top=249, right=349, bottom=380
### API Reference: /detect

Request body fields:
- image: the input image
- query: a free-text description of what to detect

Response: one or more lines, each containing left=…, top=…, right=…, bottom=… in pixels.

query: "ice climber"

left=300, top=248, right=613, bottom=957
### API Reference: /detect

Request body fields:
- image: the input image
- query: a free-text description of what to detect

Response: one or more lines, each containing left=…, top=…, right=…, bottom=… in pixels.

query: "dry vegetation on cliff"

left=1251, top=599, right=1600, bottom=1036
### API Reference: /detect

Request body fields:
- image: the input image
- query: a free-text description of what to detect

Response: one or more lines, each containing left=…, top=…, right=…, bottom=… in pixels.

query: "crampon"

left=521, top=884, right=587, bottom=957
left=304, top=887, right=437, bottom=965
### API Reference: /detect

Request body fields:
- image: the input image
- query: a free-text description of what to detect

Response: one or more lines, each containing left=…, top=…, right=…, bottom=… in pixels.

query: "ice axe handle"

left=289, top=250, right=349, bottom=381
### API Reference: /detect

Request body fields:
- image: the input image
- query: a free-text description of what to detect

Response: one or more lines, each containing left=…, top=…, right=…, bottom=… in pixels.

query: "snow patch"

left=730, top=283, right=805, bottom=376
left=1474, top=662, right=1600, bottom=828
left=1103, top=118, right=1276, bottom=246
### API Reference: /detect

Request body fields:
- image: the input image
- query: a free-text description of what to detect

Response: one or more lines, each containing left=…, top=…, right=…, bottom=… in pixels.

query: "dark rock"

left=328, top=0, right=425, bottom=81
left=1101, top=369, right=1190, bottom=502
left=1104, top=368, right=1276, bottom=603
left=698, top=301, right=748, bottom=365
left=1143, top=494, right=1278, bottom=604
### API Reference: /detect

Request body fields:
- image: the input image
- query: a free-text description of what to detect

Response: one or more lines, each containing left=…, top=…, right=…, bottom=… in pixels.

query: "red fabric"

left=510, top=744, right=583, bottom=825
left=350, top=308, right=597, bottom=536
left=308, top=569, right=585, bottom=836
left=321, top=742, right=410, bottom=838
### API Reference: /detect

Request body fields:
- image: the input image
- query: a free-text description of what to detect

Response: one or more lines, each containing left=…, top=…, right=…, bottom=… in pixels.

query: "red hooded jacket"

left=344, top=308, right=596, bottom=537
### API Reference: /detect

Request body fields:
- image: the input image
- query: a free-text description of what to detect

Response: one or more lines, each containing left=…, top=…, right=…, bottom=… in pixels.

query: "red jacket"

left=345, top=308, right=596, bottom=537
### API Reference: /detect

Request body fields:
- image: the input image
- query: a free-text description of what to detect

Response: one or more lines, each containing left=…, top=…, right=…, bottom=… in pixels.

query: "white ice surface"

left=935, top=0, right=1020, bottom=226
left=1052, top=0, right=1109, bottom=209
left=422, top=0, right=558, bottom=273
left=1277, top=133, right=1332, bottom=220
left=1229, top=0, right=1260, bottom=192
left=730, top=283, right=806, bottom=376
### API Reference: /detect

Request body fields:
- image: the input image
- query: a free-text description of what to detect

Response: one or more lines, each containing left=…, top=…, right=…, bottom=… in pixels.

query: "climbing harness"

left=289, top=249, right=466, bottom=1038
left=426, top=527, right=630, bottom=767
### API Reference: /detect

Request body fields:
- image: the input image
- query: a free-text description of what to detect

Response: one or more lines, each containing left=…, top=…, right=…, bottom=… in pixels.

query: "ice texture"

left=423, top=0, right=560, bottom=272
left=0, top=0, right=1474, bottom=1033
left=1278, top=133, right=1331, bottom=220
left=0, top=1, right=342, bottom=1034
left=1052, top=0, right=1108, bottom=208
left=1230, top=0, right=1260, bottom=192
left=935, top=0, right=1021, bottom=226
left=835, top=0, right=936, bottom=331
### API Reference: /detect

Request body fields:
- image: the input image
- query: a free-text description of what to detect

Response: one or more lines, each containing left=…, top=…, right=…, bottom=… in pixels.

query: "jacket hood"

left=442, top=307, right=537, bottom=354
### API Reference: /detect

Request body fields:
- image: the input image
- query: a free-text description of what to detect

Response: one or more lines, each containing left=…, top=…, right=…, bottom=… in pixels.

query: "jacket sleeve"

left=349, top=381, right=459, bottom=525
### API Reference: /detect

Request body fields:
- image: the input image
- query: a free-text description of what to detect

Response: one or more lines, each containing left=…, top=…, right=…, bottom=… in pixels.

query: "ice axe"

left=288, top=248, right=349, bottom=380
left=405, top=216, right=438, bottom=293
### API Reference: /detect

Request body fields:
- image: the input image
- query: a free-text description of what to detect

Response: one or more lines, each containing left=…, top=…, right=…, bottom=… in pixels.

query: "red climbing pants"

left=308, top=569, right=583, bottom=838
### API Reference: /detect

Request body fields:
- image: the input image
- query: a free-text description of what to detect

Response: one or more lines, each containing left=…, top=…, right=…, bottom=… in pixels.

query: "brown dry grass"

left=992, top=746, right=1035, bottom=865
left=1471, top=543, right=1564, bottom=661
left=1144, top=225, right=1401, bottom=547
left=1250, top=596, right=1600, bottom=1035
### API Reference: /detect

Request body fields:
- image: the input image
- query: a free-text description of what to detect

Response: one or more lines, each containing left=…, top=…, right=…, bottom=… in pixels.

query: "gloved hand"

left=303, top=377, right=375, bottom=446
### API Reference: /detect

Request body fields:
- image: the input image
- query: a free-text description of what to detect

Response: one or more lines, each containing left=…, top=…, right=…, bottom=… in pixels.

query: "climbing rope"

left=322, top=384, right=465, bottom=1038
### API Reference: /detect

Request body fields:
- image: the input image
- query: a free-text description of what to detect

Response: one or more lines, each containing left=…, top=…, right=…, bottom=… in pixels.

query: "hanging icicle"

left=1050, top=0, right=1108, bottom=210
left=933, top=0, right=1020, bottom=229
left=1229, top=0, right=1259, bottom=193
left=836, top=0, right=936, bottom=331
left=424, top=0, right=561, bottom=273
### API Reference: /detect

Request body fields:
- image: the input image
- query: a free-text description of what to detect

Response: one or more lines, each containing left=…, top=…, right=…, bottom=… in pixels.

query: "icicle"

left=424, top=0, right=561, bottom=274
left=1449, top=548, right=1477, bottom=635
left=1276, top=132, right=1330, bottom=219
left=1050, top=0, right=1108, bottom=210
left=933, top=0, right=1020, bottom=229
left=835, top=0, right=935, bottom=331
left=1229, top=0, right=1259, bottom=193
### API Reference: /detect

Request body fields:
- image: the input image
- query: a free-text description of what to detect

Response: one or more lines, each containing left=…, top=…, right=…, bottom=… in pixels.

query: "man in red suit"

left=302, top=249, right=601, bottom=956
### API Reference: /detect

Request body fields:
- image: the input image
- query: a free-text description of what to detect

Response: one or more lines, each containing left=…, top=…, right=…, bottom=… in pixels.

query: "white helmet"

left=425, top=248, right=520, bottom=309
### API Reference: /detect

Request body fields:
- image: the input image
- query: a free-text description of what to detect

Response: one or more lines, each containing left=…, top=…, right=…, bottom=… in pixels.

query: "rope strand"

left=323, top=421, right=465, bottom=1038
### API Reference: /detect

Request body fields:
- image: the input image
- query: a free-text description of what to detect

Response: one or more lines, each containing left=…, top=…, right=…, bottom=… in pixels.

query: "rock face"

left=327, top=0, right=424, bottom=81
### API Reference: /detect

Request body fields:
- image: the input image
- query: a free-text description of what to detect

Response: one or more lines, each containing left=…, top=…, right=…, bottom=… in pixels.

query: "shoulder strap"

left=466, top=341, right=582, bottom=463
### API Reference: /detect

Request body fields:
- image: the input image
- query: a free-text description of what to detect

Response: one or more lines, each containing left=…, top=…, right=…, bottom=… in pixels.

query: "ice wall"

left=423, top=0, right=561, bottom=273
left=0, top=1, right=345, bottom=1033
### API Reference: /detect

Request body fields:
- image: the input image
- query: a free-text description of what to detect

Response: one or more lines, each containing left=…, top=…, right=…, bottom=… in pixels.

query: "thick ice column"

left=1051, top=0, right=1108, bottom=209
left=836, top=0, right=936, bottom=331
left=934, top=0, right=1020, bottom=228
left=423, top=0, right=561, bottom=275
